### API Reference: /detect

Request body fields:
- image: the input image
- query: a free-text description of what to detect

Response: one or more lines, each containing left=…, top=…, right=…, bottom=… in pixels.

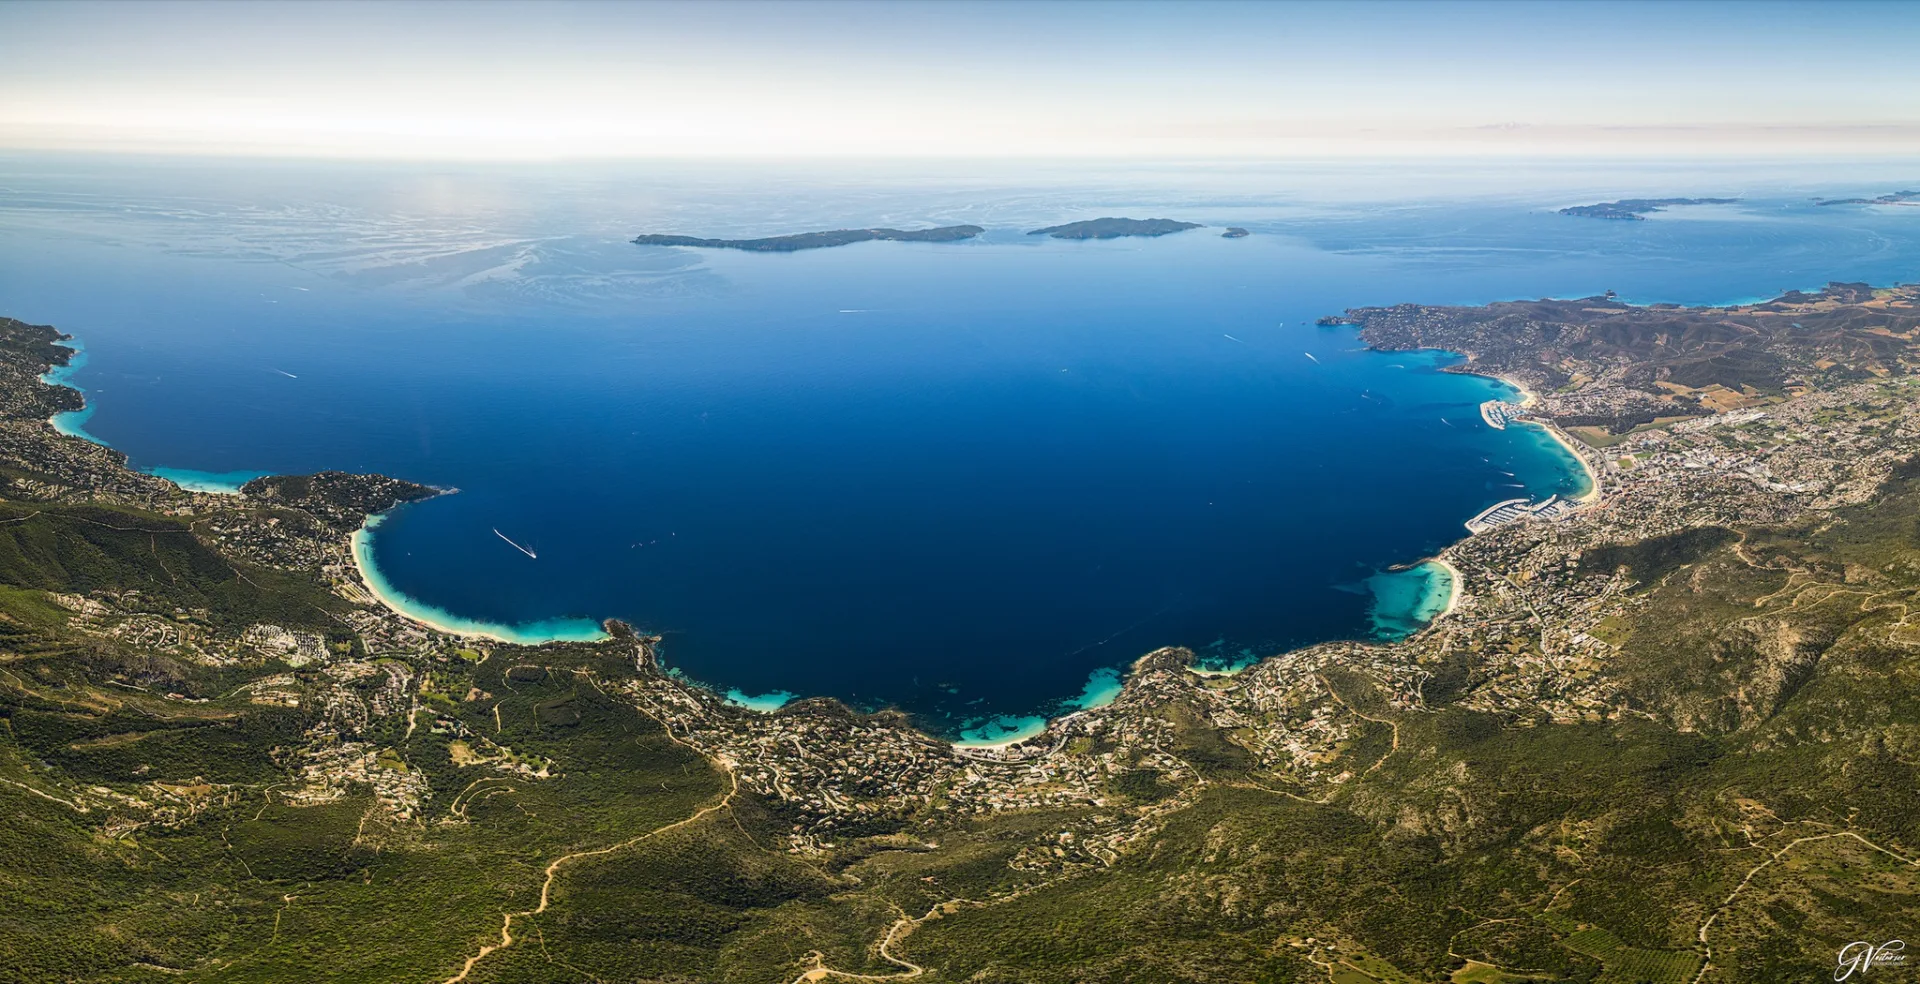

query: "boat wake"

left=494, top=528, right=537, bottom=559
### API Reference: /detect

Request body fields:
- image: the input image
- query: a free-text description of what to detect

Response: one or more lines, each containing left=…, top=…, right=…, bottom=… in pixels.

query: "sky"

left=2, top=0, right=1918, bottom=160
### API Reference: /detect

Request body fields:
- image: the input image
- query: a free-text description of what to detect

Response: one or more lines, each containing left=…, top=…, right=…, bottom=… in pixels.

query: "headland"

left=1816, top=189, right=1920, bottom=206
left=1026, top=217, right=1203, bottom=239
left=633, top=225, right=984, bottom=251
left=1557, top=197, right=1740, bottom=220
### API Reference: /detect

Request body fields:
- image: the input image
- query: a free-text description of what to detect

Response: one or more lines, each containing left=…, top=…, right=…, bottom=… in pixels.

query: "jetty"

left=1479, top=399, right=1522, bottom=429
left=1464, top=494, right=1578, bottom=534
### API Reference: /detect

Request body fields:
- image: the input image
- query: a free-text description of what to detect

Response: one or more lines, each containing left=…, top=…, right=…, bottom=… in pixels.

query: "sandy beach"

left=349, top=514, right=609, bottom=646
left=1428, top=557, right=1465, bottom=619
left=1465, top=366, right=1602, bottom=506
left=1492, top=371, right=1539, bottom=408
left=1188, top=662, right=1255, bottom=678
left=1527, top=420, right=1602, bottom=504
left=952, top=716, right=1050, bottom=749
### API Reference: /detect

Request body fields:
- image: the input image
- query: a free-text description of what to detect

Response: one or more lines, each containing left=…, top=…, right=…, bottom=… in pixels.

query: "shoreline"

left=40, top=339, right=263, bottom=496
left=349, top=512, right=609, bottom=646
left=1426, top=557, right=1464, bottom=621
left=1525, top=418, right=1602, bottom=504
left=724, top=688, right=799, bottom=713
left=33, top=336, right=610, bottom=646
left=1457, top=365, right=1603, bottom=506
left=39, top=324, right=1564, bottom=753
left=952, top=665, right=1125, bottom=747
left=954, top=716, right=1051, bottom=748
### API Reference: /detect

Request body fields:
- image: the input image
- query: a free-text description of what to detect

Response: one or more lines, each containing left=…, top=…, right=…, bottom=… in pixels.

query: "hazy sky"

left=4, top=0, right=1918, bottom=159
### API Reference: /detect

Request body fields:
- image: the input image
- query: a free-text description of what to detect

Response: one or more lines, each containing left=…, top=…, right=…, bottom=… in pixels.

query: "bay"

left=4, top=157, right=1916, bottom=740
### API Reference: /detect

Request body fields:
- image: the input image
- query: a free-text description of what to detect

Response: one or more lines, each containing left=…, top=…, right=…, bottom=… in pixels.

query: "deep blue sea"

left=3, top=156, right=1917, bottom=740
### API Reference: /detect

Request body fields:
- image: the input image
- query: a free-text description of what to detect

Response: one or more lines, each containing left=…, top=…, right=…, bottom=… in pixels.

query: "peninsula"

left=1026, top=217, right=1203, bottom=239
left=633, top=224, right=983, bottom=251
left=1816, top=189, right=1920, bottom=206
left=1557, top=197, right=1740, bottom=220
left=5, top=280, right=1920, bottom=983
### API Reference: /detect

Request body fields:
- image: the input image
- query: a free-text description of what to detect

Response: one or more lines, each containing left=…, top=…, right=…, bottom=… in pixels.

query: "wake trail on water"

left=494, top=529, right=538, bottom=559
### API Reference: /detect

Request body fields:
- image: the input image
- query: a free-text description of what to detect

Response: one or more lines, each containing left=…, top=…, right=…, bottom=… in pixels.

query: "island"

left=1816, top=189, right=1920, bottom=206
left=1557, top=197, right=1740, bottom=220
left=1220, top=226, right=1250, bottom=238
left=1026, top=217, right=1203, bottom=239
left=632, top=224, right=983, bottom=251
left=6, top=278, right=1920, bottom=983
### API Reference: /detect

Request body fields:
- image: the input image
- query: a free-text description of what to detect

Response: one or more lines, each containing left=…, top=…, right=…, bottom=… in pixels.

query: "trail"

left=493, top=529, right=537, bottom=559
left=0, top=775, right=90, bottom=811
left=1689, top=829, right=1919, bottom=984
left=790, top=909, right=930, bottom=982
left=1317, top=672, right=1400, bottom=777
left=439, top=770, right=739, bottom=983
left=791, top=861, right=1106, bottom=984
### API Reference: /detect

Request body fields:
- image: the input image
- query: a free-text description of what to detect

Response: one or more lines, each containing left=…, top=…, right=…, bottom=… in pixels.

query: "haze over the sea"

left=5, top=157, right=1920, bottom=738
left=6, top=1, right=1919, bottom=159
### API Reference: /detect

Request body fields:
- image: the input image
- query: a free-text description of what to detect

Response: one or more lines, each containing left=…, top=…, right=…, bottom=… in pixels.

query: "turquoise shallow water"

left=1361, top=562, right=1459, bottom=641
left=3, top=158, right=1916, bottom=739
left=40, top=341, right=95, bottom=439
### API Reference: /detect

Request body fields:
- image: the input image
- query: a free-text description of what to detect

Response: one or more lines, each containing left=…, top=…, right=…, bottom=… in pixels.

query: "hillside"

left=1027, top=218, right=1204, bottom=239
left=632, top=226, right=984, bottom=251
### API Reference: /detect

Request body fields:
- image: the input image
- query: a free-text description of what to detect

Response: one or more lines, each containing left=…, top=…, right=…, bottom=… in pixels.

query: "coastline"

left=1524, top=418, right=1602, bottom=504
left=36, top=325, right=1568, bottom=753
left=40, top=338, right=264, bottom=495
left=1494, top=372, right=1539, bottom=409
left=1462, top=365, right=1602, bottom=506
left=1188, top=658, right=1259, bottom=678
left=952, top=665, right=1125, bottom=747
left=349, top=512, right=609, bottom=646
left=725, top=688, right=798, bottom=713
left=35, top=335, right=611, bottom=646
left=954, top=717, right=1051, bottom=748
left=40, top=339, right=101, bottom=443
left=149, top=467, right=271, bottom=495
left=1427, top=557, right=1464, bottom=620
left=1362, top=559, right=1460, bottom=640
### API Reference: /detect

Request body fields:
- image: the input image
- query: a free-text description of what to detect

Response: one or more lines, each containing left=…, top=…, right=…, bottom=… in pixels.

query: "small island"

left=1221, top=227, right=1250, bottom=238
left=1027, top=217, right=1203, bottom=239
left=1816, top=190, right=1920, bottom=206
left=1557, top=198, right=1739, bottom=220
left=632, top=225, right=983, bottom=252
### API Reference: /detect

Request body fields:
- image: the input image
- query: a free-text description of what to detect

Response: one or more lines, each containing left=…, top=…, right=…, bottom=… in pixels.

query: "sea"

left=3, top=156, right=1917, bottom=742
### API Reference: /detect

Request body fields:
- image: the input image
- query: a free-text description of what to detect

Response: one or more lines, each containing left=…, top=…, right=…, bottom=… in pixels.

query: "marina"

left=1479, top=398, right=1523, bottom=429
left=1463, top=493, right=1580, bottom=534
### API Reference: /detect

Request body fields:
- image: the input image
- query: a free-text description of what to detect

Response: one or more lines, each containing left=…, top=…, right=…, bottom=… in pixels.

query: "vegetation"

left=1026, top=218, right=1203, bottom=239
left=632, top=226, right=984, bottom=251
left=10, top=459, right=1918, bottom=980
left=1558, top=199, right=1740, bottom=221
